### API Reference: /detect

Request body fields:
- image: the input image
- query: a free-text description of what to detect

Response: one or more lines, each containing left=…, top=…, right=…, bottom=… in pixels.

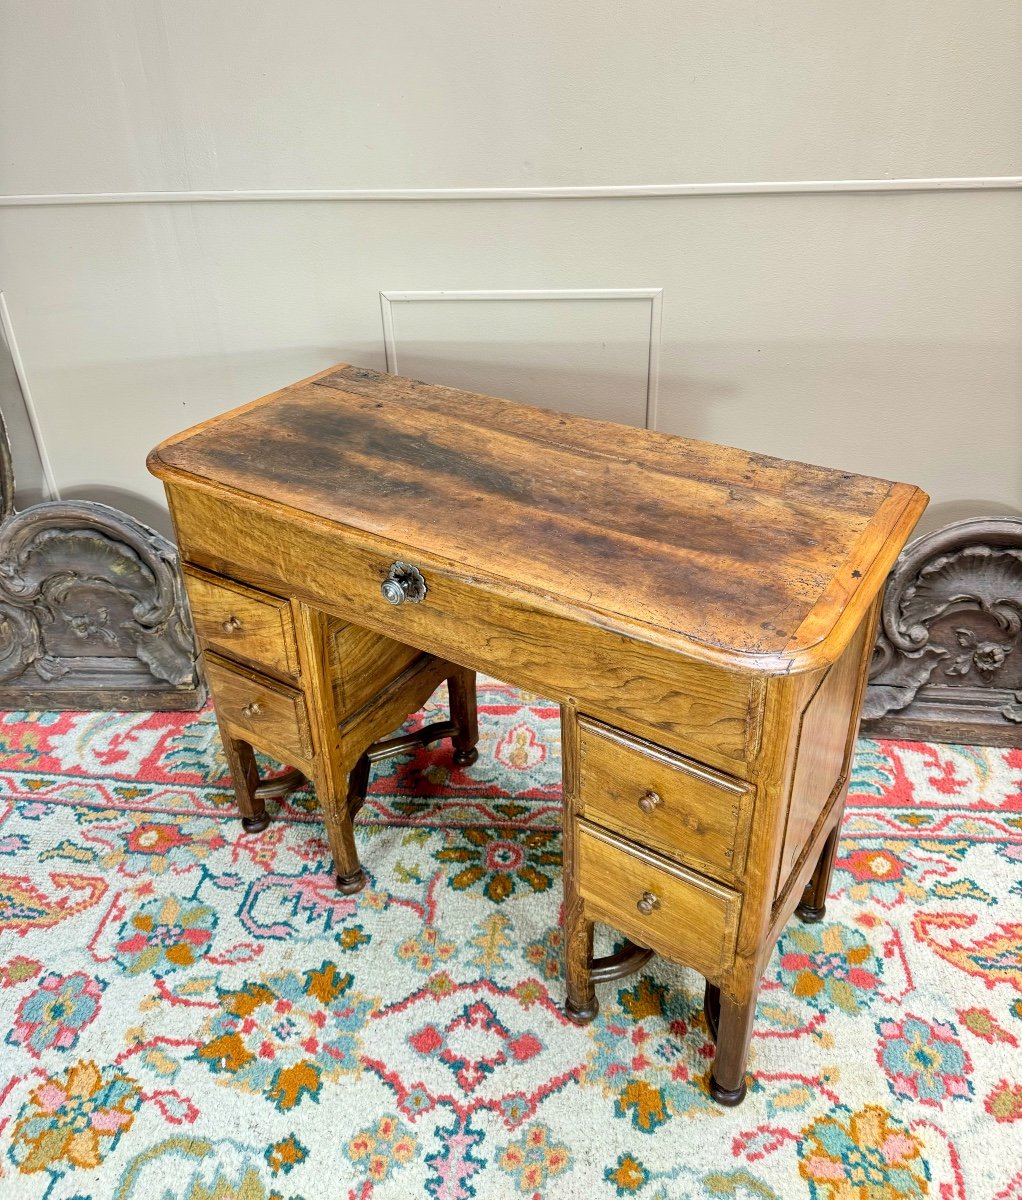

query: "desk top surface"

left=149, top=364, right=927, bottom=668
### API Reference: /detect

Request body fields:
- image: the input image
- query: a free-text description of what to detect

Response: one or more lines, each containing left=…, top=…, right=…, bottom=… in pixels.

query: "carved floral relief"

left=864, top=518, right=1022, bottom=742
left=0, top=410, right=201, bottom=709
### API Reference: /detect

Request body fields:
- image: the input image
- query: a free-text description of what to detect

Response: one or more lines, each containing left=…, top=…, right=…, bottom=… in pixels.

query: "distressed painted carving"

left=862, top=516, right=1022, bottom=746
left=0, top=410, right=203, bottom=710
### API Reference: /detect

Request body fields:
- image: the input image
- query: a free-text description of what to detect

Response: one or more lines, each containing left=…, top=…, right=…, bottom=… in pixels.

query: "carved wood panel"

left=862, top=517, right=1022, bottom=746
left=0, top=410, right=203, bottom=711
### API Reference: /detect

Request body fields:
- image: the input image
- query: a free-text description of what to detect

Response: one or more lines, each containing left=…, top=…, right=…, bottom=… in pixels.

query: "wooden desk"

left=148, top=364, right=926, bottom=1106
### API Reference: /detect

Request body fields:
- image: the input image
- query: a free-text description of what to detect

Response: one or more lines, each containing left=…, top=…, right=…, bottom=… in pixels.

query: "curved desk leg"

left=218, top=712, right=362, bottom=892
left=796, top=819, right=841, bottom=924
left=334, top=753, right=370, bottom=894
left=448, top=667, right=480, bottom=766
left=255, top=767, right=307, bottom=802
left=590, top=940, right=655, bottom=984
left=328, top=664, right=484, bottom=893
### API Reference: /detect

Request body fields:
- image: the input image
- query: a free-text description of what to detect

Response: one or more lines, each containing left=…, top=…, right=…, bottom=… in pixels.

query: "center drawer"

left=578, top=717, right=752, bottom=879
left=577, top=823, right=741, bottom=980
left=168, top=486, right=760, bottom=773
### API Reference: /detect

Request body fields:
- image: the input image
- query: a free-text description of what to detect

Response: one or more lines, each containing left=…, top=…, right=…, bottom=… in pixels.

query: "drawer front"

left=169, top=486, right=761, bottom=774
left=184, top=566, right=299, bottom=679
left=579, top=718, right=752, bottom=878
left=204, top=654, right=312, bottom=765
left=577, top=824, right=741, bottom=979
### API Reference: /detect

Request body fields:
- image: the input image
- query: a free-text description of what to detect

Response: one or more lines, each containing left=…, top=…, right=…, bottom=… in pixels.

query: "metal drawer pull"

left=636, top=891, right=660, bottom=916
left=221, top=615, right=242, bottom=633
left=241, top=701, right=262, bottom=718
left=381, top=561, right=427, bottom=606
left=638, top=789, right=662, bottom=814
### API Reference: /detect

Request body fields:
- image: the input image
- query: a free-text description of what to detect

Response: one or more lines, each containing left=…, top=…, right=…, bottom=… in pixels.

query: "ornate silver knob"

left=222, top=615, right=242, bottom=633
left=381, top=561, right=427, bottom=605
left=638, top=790, right=662, bottom=814
left=381, top=579, right=406, bottom=605
left=241, top=701, right=262, bottom=718
left=636, top=891, right=659, bottom=916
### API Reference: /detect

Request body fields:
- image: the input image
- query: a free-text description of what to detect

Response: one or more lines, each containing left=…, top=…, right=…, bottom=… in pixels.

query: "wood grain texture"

left=774, top=596, right=881, bottom=910
left=149, top=363, right=928, bottom=1106
left=184, top=565, right=299, bottom=679
left=328, top=618, right=420, bottom=716
left=217, top=731, right=263, bottom=825
left=447, top=666, right=480, bottom=760
left=774, top=613, right=870, bottom=898
left=149, top=364, right=927, bottom=672
left=578, top=717, right=752, bottom=880
left=335, top=653, right=452, bottom=766
left=291, top=602, right=365, bottom=886
left=203, top=652, right=312, bottom=767
left=561, top=702, right=598, bottom=1023
left=576, top=823, right=741, bottom=980
left=166, top=483, right=760, bottom=772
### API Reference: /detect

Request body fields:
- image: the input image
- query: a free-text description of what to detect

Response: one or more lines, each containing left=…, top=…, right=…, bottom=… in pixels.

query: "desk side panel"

left=772, top=599, right=879, bottom=908
left=166, top=483, right=762, bottom=777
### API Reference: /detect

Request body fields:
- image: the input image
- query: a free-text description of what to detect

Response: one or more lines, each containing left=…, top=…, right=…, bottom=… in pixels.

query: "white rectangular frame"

left=379, top=287, right=664, bottom=430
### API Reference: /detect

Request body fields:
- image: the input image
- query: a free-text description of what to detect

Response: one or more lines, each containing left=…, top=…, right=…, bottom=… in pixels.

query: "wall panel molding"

left=380, top=288, right=663, bottom=429
left=0, top=292, right=60, bottom=501
left=2, top=177, right=1020, bottom=207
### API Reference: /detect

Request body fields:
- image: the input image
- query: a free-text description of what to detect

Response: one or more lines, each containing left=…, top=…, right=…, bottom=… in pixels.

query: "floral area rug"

left=0, top=678, right=1020, bottom=1200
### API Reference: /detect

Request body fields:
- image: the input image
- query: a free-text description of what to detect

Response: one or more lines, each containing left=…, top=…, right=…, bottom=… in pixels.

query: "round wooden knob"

left=241, top=701, right=262, bottom=718
left=638, top=789, right=662, bottom=814
left=222, top=615, right=242, bottom=633
left=636, top=891, right=659, bottom=916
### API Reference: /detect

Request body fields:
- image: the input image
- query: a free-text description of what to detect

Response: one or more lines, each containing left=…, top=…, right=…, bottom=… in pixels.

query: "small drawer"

left=204, top=653, right=312, bottom=767
left=578, top=717, right=751, bottom=878
left=184, top=566, right=299, bottom=679
left=577, top=823, right=741, bottom=979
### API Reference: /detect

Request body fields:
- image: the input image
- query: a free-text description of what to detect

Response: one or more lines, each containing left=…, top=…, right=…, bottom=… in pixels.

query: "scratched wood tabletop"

left=149, top=365, right=927, bottom=661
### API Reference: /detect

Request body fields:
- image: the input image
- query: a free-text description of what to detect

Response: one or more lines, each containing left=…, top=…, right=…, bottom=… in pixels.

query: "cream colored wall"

left=1, top=0, right=1019, bottom=537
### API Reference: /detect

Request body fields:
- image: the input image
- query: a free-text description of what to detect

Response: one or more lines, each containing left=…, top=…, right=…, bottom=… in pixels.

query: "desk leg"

left=220, top=728, right=268, bottom=833
left=293, top=603, right=366, bottom=895
left=560, top=706, right=599, bottom=1023
left=448, top=667, right=480, bottom=766
left=334, top=753, right=370, bottom=894
left=796, top=814, right=842, bottom=924
left=564, top=899, right=598, bottom=1024
left=707, top=982, right=758, bottom=1106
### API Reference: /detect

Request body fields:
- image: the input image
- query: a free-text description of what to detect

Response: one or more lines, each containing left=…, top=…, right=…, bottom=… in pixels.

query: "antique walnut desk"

left=148, top=364, right=927, bottom=1106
